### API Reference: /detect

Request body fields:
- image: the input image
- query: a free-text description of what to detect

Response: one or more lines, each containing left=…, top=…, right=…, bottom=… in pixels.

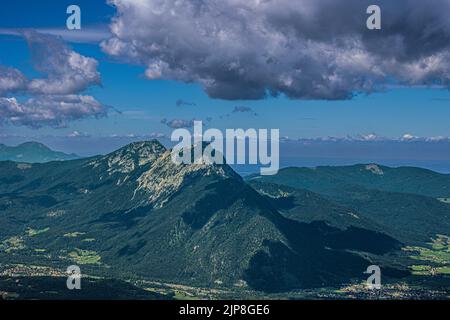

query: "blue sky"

left=0, top=0, right=450, bottom=166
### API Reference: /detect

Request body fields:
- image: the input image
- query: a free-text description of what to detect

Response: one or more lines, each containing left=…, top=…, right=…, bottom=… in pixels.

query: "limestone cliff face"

left=87, top=140, right=167, bottom=175
left=135, top=146, right=239, bottom=208
left=87, top=140, right=239, bottom=208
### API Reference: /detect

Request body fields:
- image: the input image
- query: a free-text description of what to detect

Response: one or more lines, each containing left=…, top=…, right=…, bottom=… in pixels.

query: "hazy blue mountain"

left=0, top=141, right=406, bottom=294
left=0, top=142, right=79, bottom=163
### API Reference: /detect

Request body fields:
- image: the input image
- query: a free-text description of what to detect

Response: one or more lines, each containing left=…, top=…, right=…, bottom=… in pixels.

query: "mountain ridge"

left=246, top=164, right=450, bottom=244
left=0, top=141, right=79, bottom=163
left=247, top=164, right=450, bottom=198
left=0, top=140, right=408, bottom=293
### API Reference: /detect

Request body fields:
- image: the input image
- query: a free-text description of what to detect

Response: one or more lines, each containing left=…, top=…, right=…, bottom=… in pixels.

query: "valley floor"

left=0, top=263, right=448, bottom=300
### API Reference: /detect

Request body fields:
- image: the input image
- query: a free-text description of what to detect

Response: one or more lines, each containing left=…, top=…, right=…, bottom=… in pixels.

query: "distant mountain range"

left=0, top=141, right=448, bottom=298
left=0, top=142, right=79, bottom=163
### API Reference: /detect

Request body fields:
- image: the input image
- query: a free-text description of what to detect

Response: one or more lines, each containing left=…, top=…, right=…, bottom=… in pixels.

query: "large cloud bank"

left=102, top=0, right=450, bottom=100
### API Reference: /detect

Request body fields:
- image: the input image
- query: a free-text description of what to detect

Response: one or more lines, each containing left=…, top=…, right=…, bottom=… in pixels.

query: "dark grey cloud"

left=0, top=31, right=108, bottom=128
left=232, top=106, right=253, bottom=113
left=102, top=0, right=450, bottom=100
left=175, top=99, right=196, bottom=107
left=161, top=118, right=196, bottom=129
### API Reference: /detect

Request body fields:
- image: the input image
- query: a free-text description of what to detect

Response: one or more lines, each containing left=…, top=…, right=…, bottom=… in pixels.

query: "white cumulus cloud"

left=0, top=31, right=108, bottom=128
left=0, top=95, right=107, bottom=128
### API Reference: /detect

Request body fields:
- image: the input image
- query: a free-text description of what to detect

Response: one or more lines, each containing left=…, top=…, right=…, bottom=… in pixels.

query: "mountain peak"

left=93, top=140, right=167, bottom=175
left=120, top=140, right=166, bottom=153
left=113, top=140, right=167, bottom=161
